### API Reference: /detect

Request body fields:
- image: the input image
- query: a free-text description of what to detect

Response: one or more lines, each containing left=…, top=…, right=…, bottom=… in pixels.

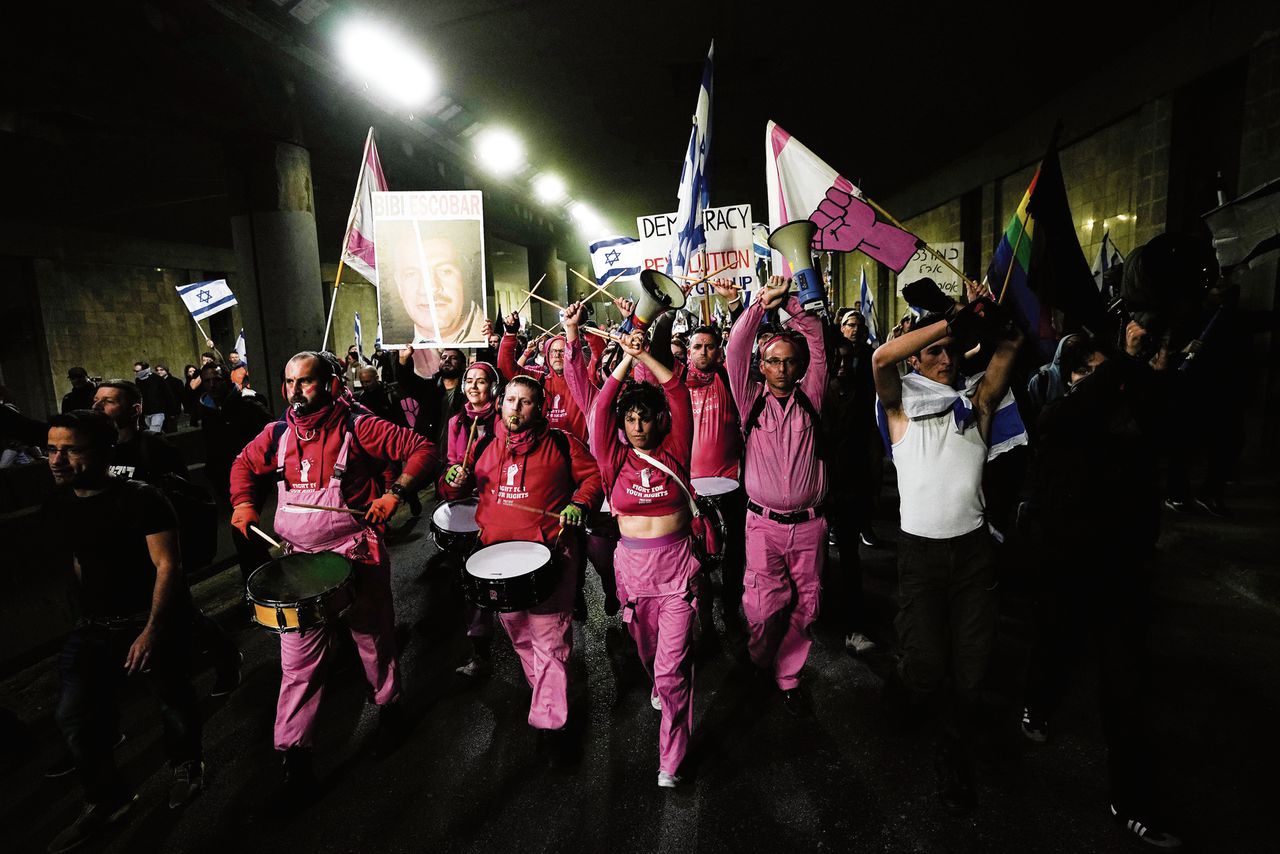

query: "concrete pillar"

left=227, top=140, right=324, bottom=411
left=526, top=244, right=563, bottom=331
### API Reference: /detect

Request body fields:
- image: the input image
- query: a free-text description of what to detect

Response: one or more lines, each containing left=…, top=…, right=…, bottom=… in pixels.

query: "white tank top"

left=893, top=410, right=987, bottom=539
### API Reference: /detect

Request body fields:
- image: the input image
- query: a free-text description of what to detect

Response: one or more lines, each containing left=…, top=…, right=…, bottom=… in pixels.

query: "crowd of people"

left=6, top=242, right=1241, bottom=852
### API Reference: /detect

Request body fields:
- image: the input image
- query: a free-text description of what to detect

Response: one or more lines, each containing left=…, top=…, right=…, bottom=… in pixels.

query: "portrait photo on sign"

left=373, top=190, right=488, bottom=348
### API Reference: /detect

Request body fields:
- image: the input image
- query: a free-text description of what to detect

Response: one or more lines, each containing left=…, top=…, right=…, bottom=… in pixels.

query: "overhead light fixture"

left=533, top=173, right=566, bottom=204
left=337, top=20, right=438, bottom=108
left=474, top=127, right=524, bottom=177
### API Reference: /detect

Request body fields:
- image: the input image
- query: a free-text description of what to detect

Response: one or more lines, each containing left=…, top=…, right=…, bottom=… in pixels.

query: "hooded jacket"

left=498, top=333, right=589, bottom=442
left=439, top=415, right=602, bottom=546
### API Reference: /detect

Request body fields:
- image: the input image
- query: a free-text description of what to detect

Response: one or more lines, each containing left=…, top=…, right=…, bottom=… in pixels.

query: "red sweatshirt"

left=686, top=365, right=741, bottom=480
left=230, top=397, right=439, bottom=510
left=497, top=333, right=589, bottom=442
left=590, top=374, right=693, bottom=517
left=439, top=417, right=602, bottom=546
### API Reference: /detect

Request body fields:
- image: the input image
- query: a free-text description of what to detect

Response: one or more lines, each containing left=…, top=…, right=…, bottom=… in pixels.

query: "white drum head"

left=466, top=541, right=551, bottom=579
left=433, top=500, right=479, bottom=532
left=692, top=477, right=739, bottom=498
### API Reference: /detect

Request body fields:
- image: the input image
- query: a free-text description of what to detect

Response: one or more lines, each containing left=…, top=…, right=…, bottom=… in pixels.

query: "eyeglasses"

left=761, top=357, right=801, bottom=368
left=46, top=445, right=90, bottom=458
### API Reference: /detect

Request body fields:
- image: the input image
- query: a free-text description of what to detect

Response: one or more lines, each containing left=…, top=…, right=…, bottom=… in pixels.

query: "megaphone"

left=768, top=220, right=827, bottom=315
left=620, top=269, right=686, bottom=333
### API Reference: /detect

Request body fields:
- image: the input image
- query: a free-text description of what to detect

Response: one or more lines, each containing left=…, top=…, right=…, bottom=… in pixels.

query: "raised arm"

left=973, top=329, right=1024, bottom=443
left=785, top=295, right=828, bottom=410
left=871, top=318, right=950, bottom=414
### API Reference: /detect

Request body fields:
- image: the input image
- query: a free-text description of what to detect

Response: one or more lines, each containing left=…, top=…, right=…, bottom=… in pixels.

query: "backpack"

left=138, top=436, right=218, bottom=571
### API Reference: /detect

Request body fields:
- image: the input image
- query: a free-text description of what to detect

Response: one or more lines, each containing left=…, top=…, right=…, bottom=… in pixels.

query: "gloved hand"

left=445, top=464, right=466, bottom=486
left=231, top=504, right=259, bottom=537
left=364, top=493, right=400, bottom=524
left=559, top=504, right=584, bottom=528
left=947, top=296, right=1002, bottom=344
left=902, top=278, right=955, bottom=315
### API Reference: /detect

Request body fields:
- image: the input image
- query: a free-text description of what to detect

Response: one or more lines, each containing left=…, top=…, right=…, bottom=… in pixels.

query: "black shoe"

left=859, top=529, right=881, bottom=548
left=167, top=760, right=205, bottom=809
left=210, top=651, right=244, bottom=698
left=781, top=687, right=813, bottom=717
left=372, top=702, right=407, bottom=759
left=1163, top=498, right=1192, bottom=513
left=46, top=793, right=137, bottom=853
left=1020, top=706, right=1049, bottom=743
left=1110, top=804, right=1183, bottom=849
left=274, top=748, right=317, bottom=811
left=539, top=728, right=573, bottom=770
left=45, top=732, right=126, bottom=779
left=1195, top=497, right=1229, bottom=518
left=934, top=743, right=976, bottom=814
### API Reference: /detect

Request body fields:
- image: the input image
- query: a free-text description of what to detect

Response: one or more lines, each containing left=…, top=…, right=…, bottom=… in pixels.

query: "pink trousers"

left=615, top=534, right=699, bottom=775
left=274, top=555, right=401, bottom=750
left=498, top=539, right=581, bottom=730
left=743, top=512, right=826, bottom=691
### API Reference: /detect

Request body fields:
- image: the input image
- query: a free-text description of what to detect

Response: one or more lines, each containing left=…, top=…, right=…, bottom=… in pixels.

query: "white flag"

left=176, top=279, right=237, bottom=321
left=342, top=128, right=389, bottom=285
left=233, top=328, right=247, bottom=364
left=589, top=236, right=642, bottom=284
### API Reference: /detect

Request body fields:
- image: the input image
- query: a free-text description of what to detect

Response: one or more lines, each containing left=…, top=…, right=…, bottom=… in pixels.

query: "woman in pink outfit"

left=589, top=330, right=698, bottom=789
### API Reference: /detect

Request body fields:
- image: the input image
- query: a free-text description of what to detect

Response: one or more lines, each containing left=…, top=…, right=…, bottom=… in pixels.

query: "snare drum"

left=464, top=542, right=558, bottom=612
left=246, top=551, right=355, bottom=633
left=691, top=477, right=737, bottom=568
left=431, top=499, right=480, bottom=555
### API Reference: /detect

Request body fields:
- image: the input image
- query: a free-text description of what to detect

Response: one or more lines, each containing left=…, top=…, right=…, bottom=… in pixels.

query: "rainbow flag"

left=986, top=146, right=1101, bottom=360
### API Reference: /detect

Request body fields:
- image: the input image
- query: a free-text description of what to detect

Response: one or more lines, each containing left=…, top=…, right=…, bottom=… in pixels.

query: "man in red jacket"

left=498, top=315, right=590, bottom=443
left=229, top=351, right=439, bottom=804
left=440, top=374, right=602, bottom=763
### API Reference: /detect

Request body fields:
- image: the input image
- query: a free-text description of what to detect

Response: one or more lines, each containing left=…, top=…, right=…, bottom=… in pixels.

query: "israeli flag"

left=666, top=41, right=714, bottom=279
left=234, top=328, right=247, bottom=364
left=354, top=311, right=363, bottom=354
left=589, top=236, right=642, bottom=284
left=859, top=268, right=878, bottom=344
left=176, top=279, right=236, bottom=321
left=1091, top=231, right=1125, bottom=293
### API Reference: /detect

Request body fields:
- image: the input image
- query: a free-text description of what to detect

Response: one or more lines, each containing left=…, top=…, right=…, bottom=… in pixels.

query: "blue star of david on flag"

left=177, top=278, right=237, bottom=321
left=604, top=249, right=621, bottom=266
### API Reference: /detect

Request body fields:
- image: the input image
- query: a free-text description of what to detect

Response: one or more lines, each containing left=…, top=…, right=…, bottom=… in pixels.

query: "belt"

left=746, top=500, right=823, bottom=525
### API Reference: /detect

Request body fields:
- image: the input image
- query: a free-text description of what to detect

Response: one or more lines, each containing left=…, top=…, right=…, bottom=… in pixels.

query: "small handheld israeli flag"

left=234, top=328, right=248, bottom=364
left=589, top=236, right=642, bottom=284
left=176, top=279, right=237, bottom=321
left=354, top=311, right=363, bottom=354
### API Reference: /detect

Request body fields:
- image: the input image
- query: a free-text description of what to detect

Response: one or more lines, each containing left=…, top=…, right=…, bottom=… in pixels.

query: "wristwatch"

left=389, top=483, right=409, bottom=500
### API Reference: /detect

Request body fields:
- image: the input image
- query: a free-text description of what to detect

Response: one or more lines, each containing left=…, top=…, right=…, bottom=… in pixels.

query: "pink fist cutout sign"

left=808, top=186, right=921, bottom=273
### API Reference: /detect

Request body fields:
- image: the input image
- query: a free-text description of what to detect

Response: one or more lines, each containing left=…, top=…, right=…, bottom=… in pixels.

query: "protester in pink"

left=229, top=351, right=439, bottom=804
left=725, top=276, right=829, bottom=715
left=590, top=329, right=698, bottom=788
left=561, top=301, right=621, bottom=615
left=439, top=362, right=501, bottom=678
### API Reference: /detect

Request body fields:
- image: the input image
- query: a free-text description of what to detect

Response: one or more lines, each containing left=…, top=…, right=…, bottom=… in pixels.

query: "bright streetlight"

left=533, top=173, right=566, bottom=204
left=474, top=127, right=525, bottom=176
left=337, top=21, right=438, bottom=108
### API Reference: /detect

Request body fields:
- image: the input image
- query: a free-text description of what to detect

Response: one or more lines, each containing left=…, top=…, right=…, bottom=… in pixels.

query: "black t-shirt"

left=109, top=431, right=189, bottom=484
left=44, top=479, right=179, bottom=619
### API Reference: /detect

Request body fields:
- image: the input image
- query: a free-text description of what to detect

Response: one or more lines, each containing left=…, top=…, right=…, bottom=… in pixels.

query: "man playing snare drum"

left=439, top=374, right=602, bottom=767
left=229, top=351, right=439, bottom=806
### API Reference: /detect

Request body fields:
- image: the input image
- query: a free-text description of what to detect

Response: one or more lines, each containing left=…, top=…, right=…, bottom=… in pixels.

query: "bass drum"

left=246, top=551, right=355, bottom=634
left=464, top=542, right=558, bottom=613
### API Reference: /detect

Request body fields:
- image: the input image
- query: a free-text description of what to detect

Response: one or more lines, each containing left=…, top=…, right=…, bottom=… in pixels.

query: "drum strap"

left=630, top=449, right=700, bottom=518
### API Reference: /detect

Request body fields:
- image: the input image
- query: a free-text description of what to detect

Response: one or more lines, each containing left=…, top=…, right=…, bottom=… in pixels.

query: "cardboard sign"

left=636, top=204, right=754, bottom=306
left=373, top=191, right=488, bottom=348
left=896, top=242, right=965, bottom=299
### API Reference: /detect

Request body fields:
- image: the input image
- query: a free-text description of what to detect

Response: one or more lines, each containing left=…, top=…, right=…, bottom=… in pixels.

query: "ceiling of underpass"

left=1, top=0, right=1266, bottom=254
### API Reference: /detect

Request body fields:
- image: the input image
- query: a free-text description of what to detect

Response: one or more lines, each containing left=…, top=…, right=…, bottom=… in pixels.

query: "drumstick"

left=520, top=288, right=566, bottom=314
left=569, top=267, right=626, bottom=301
left=286, top=501, right=366, bottom=517
left=248, top=524, right=282, bottom=549
left=580, top=326, right=624, bottom=344
left=461, top=416, right=479, bottom=470
left=514, top=273, right=547, bottom=315
left=498, top=500, right=562, bottom=520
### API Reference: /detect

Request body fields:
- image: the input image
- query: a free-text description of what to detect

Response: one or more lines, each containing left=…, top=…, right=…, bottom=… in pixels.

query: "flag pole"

left=996, top=216, right=1029, bottom=306
left=862, top=195, right=979, bottom=292
left=320, top=258, right=346, bottom=352
left=189, top=316, right=211, bottom=346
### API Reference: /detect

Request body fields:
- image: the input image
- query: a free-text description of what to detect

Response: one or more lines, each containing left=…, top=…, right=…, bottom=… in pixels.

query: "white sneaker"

left=844, top=632, right=877, bottom=654
left=650, top=692, right=662, bottom=711
left=657, top=771, right=680, bottom=788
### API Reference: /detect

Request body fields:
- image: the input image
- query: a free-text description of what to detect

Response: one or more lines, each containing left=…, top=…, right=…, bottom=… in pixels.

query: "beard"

left=291, top=391, right=329, bottom=415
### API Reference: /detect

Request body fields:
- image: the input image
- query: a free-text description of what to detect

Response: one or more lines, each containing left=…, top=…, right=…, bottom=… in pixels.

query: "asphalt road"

left=3, top=476, right=1277, bottom=854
